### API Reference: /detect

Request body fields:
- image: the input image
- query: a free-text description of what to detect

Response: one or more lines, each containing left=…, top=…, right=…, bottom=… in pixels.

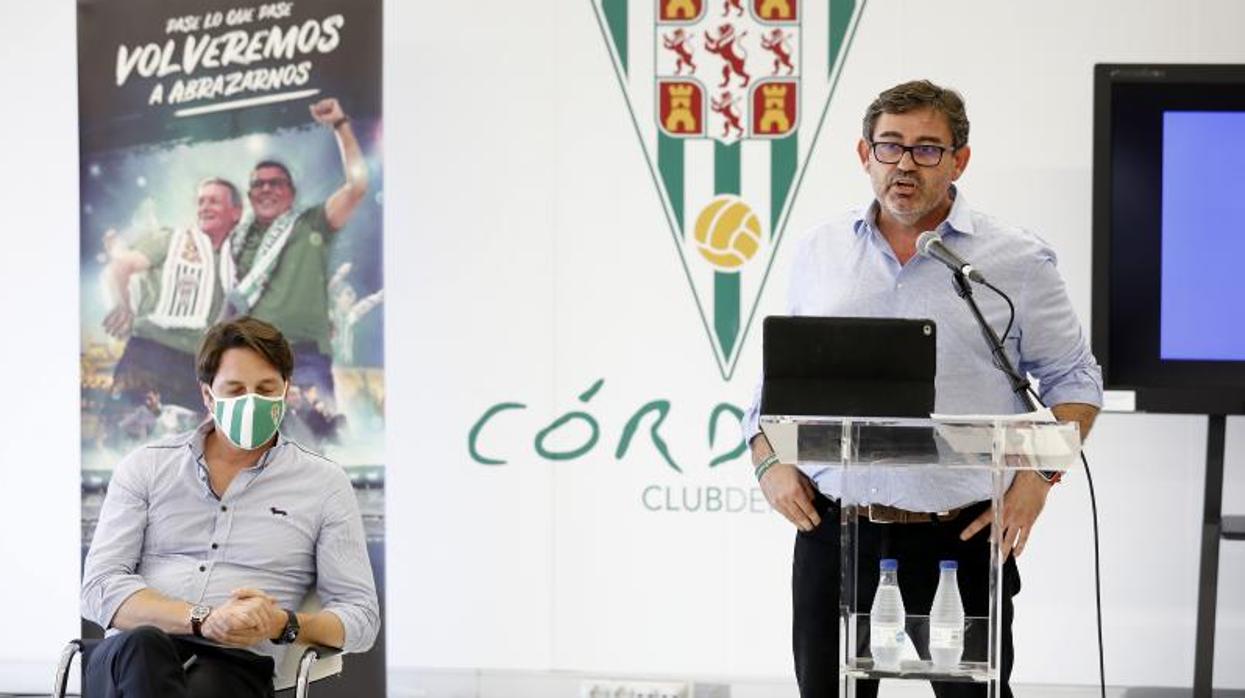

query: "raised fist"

left=310, top=98, right=346, bottom=126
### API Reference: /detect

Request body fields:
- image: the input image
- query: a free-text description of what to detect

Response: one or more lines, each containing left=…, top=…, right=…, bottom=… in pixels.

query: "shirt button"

left=199, top=565, right=206, bottom=572
left=211, top=543, right=218, bottom=550
left=220, top=505, right=228, bottom=512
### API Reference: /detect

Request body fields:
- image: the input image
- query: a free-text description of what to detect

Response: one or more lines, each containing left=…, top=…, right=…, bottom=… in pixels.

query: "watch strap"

left=190, top=605, right=211, bottom=638
left=274, top=608, right=300, bottom=644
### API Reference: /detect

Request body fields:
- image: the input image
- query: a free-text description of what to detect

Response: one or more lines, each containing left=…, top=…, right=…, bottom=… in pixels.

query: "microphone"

left=916, top=231, right=985, bottom=283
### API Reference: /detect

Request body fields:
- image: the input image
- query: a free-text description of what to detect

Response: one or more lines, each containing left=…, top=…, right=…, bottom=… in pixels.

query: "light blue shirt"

left=742, top=190, right=1103, bottom=510
left=81, top=421, right=380, bottom=665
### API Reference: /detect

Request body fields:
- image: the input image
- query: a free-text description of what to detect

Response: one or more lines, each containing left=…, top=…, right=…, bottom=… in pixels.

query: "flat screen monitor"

left=1092, top=64, right=1245, bottom=414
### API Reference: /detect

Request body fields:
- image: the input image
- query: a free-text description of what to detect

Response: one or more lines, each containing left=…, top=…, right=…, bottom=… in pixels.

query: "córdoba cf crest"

left=593, top=0, right=864, bottom=379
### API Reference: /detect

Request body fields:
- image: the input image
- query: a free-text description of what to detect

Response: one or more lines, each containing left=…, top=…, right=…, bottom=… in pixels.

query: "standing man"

left=81, top=316, right=379, bottom=697
left=225, top=97, right=370, bottom=405
left=105, top=178, right=244, bottom=410
left=742, top=80, right=1103, bottom=697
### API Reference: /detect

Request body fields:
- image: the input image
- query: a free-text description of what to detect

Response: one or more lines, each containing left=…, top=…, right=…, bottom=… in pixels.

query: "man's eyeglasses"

left=869, top=141, right=952, bottom=167
left=250, top=177, right=291, bottom=191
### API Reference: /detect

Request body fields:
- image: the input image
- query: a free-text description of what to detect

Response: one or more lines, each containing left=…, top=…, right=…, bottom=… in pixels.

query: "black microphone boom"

left=916, top=231, right=985, bottom=283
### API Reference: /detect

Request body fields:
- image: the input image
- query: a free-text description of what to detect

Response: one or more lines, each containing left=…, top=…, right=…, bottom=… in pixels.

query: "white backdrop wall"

left=390, top=0, right=1245, bottom=689
left=2, top=0, right=1245, bottom=693
left=0, top=0, right=87, bottom=691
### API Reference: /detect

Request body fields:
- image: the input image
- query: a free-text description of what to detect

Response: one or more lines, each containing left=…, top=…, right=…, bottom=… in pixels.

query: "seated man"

left=81, top=316, right=380, bottom=698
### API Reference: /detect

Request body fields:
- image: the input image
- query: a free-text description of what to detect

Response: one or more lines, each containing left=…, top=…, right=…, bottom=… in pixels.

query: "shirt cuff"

left=84, top=577, right=147, bottom=631
left=741, top=406, right=761, bottom=444
left=323, top=603, right=380, bottom=654
left=1039, top=370, right=1104, bottom=410
left=741, top=377, right=764, bottom=444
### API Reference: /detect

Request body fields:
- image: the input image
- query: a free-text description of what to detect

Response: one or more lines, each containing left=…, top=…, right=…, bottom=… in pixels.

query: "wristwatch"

left=272, top=609, right=300, bottom=645
left=189, top=605, right=212, bottom=637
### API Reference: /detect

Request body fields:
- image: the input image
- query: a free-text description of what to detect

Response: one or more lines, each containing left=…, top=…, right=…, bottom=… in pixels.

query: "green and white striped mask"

left=209, top=389, right=286, bottom=450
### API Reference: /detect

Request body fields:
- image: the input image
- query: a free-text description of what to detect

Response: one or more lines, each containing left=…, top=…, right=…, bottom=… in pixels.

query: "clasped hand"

left=200, top=588, right=286, bottom=648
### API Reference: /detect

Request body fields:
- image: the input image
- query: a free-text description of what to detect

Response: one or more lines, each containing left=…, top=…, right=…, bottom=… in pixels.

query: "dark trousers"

left=793, top=494, right=1020, bottom=698
left=111, top=336, right=202, bottom=410
left=291, top=342, right=336, bottom=403
left=83, top=626, right=274, bottom=698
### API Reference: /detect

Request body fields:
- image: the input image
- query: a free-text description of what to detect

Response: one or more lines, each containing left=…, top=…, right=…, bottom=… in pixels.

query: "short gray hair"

left=863, top=79, right=970, bottom=149
left=197, top=178, right=242, bottom=208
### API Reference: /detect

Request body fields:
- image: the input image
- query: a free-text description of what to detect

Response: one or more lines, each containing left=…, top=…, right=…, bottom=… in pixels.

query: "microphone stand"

left=951, top=274, right=1107, bottom=698
left=950, top=271, right=1039, bottom=412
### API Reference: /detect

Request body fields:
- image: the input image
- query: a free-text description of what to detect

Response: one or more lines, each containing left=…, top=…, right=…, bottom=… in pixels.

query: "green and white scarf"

left=225, top=208, right=303, bottom=313
left=147, top=226, right=236, bottom=330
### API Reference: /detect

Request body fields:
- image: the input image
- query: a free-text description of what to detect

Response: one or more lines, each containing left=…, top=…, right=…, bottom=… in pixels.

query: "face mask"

left=209, top=389, right=286, bottom=450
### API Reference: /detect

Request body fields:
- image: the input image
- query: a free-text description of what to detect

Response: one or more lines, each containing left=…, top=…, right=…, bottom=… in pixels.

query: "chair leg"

left=52, top=640, right=84, bottom=698
left=295, top=647, right=319, bottom=698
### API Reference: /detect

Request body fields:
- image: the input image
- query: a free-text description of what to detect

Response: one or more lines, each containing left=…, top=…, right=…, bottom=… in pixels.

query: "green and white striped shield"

left=593, top=0, right=864, bottom=379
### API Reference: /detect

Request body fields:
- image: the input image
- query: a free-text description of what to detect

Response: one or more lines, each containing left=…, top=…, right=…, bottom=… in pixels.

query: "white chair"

left=54, top=593, right=342, bottom=697
left=273, top=592, right=343, bottom=695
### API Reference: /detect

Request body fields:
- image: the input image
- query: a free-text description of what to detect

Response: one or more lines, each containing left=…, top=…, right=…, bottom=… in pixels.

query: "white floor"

left=10, top=666, right=1244, bottom=697
left=386, top=669, right=1244, bottom=698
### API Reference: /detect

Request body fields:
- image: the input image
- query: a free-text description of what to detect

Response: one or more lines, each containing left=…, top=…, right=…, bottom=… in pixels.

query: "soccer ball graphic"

left=692, top=195, right=762, bottom=270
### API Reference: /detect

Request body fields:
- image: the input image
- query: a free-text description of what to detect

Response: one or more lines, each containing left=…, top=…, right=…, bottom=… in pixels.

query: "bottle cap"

left=940, top=560, right=958, bottom=570
left=880, top=558, right=898, bottom=571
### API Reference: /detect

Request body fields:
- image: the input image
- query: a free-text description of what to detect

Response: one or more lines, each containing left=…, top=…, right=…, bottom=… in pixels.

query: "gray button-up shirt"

left=743, top=190, right=1103, bottom=511
left=81, top=421, right=380, bottom=665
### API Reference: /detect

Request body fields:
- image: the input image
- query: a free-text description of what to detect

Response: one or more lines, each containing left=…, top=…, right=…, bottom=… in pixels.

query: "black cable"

left=1081, top=440, right=1107, bottom=698
left=951, top=273, right=1110, bottom=696
left=1024, top=386, right=1107, bottom=698
left=976, top=301, right=1105, bottom=698
left=982, top=279, right=1016, bottom=345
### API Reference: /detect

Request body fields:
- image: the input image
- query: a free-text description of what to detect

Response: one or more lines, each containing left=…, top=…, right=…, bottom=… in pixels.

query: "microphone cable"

left=980, top=281, right=1107, bottom=698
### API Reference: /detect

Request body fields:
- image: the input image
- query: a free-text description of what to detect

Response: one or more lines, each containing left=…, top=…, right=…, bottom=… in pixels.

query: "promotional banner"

left=77, top=0, right=384, bottom=692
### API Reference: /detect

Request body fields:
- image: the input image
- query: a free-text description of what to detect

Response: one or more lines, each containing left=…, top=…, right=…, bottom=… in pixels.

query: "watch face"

left=191, top=605, right=210, bottom=621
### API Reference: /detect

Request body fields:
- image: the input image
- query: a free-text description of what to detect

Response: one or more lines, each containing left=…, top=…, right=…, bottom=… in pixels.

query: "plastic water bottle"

left=869, top=558, right=906, bottom=671
left=929, top=560, right=966, bottom=669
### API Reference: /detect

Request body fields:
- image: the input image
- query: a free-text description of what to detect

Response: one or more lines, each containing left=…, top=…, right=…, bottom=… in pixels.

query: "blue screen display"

left=1160, top=111, right=1245, bottom=361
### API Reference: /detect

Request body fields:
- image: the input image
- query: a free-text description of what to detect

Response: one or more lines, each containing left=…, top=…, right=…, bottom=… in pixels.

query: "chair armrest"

left=303, top=644, right=342, bottom=660
left=52, top=640, right=85, bottom=698
left=294, top=644, right=344, bottom=698
left=298, top=643, right=343, bottom=667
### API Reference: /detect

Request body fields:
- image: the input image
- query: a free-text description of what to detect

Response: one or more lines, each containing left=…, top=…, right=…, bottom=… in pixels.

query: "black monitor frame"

left=1092, top=63, right=1245, bottom=415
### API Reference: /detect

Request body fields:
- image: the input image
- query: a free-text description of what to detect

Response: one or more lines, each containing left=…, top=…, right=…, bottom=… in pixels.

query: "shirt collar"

left=854, top=185, right=976, bottom=237
left=942, top=186, right=976, bottom=236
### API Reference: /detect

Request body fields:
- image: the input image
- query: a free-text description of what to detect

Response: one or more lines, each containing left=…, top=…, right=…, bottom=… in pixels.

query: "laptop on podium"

left=759, top=316, right=937, bottom=462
